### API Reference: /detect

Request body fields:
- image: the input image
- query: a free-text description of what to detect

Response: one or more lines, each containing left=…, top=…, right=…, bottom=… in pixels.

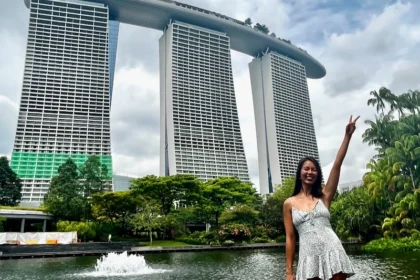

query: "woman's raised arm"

left=323, top=115, right=359, bottom=208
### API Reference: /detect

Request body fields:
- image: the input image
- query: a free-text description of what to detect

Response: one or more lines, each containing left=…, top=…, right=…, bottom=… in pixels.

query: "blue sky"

left=1, top=0, right=420, bottom=191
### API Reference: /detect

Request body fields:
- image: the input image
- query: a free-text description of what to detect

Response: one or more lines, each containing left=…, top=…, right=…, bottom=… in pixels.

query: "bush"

left=275, top=235, right=286, bottom=243
left=223, top=240, right=235, bottom=246
left=176, top=237, right=205, bottom=245
left=362, top=237, right=420, bottom=252
left=218, top=224, right=252, bottom=243
left=252, top=237, right=268, bottom=243
left=56, top=220, right=99, bottom=241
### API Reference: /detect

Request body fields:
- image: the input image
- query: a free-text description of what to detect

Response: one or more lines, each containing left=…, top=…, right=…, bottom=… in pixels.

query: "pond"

left=0, top=248, right=419, bottom=279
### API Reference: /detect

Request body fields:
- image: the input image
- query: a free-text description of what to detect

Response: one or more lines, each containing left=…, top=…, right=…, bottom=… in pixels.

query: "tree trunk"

left=149, top=229, right=153, bottom=245
left=408, top=167, right=416, bottom=191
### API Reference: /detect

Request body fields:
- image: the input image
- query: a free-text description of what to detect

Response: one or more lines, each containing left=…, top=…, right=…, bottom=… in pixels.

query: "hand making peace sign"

left=345, top=115, right=360, bottom=136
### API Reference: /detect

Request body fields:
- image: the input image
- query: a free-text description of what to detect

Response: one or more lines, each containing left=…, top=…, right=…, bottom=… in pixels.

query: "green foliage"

left=0, top=156, right=22, bottom=206
left=362, top=237, right=420, bottom=252
left=130, top=201, right=164, bottom=245
left=253, top=23, right=270, bottom=34
left=201, top=177, right=258, bottom=226
left=330, top=186, right=381, bottom=241
left=259, top=177, right=295, bottom=234
left=219, top=204, right=259, bottom=226
left=80, top=155, right=111, bottom=195
left=91, top=191, right=137, bottom=236
left=131, top=174, right=202, bottom=216
left=217, top=224, right=252, bottom=243
left=244, top=17, right=252, bottom=26
left=44, top=156, right=111, bottom=221
left=56, top=220, right=97, bottom=241
left=356, top=87, right=420, bottom=242
left=44, top=158, right=85, bottom=221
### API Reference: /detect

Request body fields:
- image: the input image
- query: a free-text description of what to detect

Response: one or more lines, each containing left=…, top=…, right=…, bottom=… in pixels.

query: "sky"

left=1, top=0, right=420, bottom=191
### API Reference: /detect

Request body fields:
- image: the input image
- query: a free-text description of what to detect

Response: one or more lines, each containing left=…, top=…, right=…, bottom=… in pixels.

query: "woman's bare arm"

left=283, top=198, right=296, bottom=278
left=323, top=115, right=359, bottom=208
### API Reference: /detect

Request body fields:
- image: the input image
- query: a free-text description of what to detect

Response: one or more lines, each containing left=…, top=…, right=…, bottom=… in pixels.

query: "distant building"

left=12, top=0, right=114, bottom=206
left=112, top=174, right=136, bottom=192
left=249, top=51, right=320, bottom=195
left=338, top=180, right=363, bottom=193
left=159, top=21, right=249, bottom=182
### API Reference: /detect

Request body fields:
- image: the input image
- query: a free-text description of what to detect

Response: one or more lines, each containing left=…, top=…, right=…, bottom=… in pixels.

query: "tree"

left=219, top=204, right=259, bottom=226
left=91, top=191, right=138, bottom=236
left=0, top=156, right=22, bottom=206
left=79, top=155, right=110, bottom=220
left=260, top=177, right=294, bottom=233
left=399, top=90, right=420, bottom=116
left=201, top=177, right=258, bottom=226
left=244, top=17, right=252, bottom=26
left=386, top=135, right=420, bottom=191
left=44, top=158, right=85, bottom=221
left=253, top=23, right=270, bottom=34
left=360, top=86, right=420, bottom=240
left=270, top=32, right=276, bottom=38
left=362, top=113, right=396, bottom=156
left=56, top=220, right=97, bottom=242
left=130, top=174, right=202, bottom=216
left=131, top=201, right=164, bottom=245
left=367, top=87, right=391, bottom=114
left=80, top=155, right=110, bottom=196
left=330, top=186, right=380, bottom=241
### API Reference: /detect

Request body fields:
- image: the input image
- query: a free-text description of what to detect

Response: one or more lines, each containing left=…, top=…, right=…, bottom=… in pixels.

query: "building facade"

left=249, top=51, right=320, bottom=194
left=11, top=0, right=116, bottom=205
left=338, top=180, right=363, bottom=193
left=112, top=174, right=135, bottom=192
left=159, top=21, right=249, bottom=182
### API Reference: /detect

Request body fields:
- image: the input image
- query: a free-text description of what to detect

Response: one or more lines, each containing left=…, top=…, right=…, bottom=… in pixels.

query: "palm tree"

left=362, top=113, right=396, bottom=156
left=367, top=87, right=390, bottom=113
left=253, top=23, right=270, bottom=34
left=386, top=135, right=420, bottom=192
left=398, top=114, right=420, bottom=138
left=399, top=90, right=420, bottom=116
left=364, top=158, right=394, bottom=199
left=244, top=18, right=252, bottom=27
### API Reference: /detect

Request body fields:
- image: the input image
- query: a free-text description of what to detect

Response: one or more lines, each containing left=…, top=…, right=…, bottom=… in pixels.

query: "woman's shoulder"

left=283, top=196, right=294, bottom=208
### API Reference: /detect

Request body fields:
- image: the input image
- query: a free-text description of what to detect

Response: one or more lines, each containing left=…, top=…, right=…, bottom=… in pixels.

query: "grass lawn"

left=140, top=240, right=189, bottom=247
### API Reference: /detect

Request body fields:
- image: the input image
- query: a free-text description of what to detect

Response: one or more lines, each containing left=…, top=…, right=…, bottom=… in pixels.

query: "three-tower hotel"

left=12, top=0, right=326, bottom=205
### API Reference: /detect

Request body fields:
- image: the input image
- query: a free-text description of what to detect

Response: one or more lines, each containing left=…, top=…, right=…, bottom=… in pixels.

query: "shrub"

left=362, top=237, right=420, bottom=252
left=218, top=224, right=252, bottom=243
left=252, top=237, right=268, bottom=243
left=176, top=237, right=205, bottom=245
left=56, top=220, right=98, bottom=241
left=223, top=240, right=235, bottom=246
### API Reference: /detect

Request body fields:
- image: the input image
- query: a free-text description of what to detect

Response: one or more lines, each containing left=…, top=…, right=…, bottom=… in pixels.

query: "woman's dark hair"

left=291, top=156, right=324, bottom=198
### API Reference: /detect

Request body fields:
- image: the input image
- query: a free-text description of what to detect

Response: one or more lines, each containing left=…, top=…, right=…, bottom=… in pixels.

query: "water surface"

left=0, top=249, right=419, bottom=279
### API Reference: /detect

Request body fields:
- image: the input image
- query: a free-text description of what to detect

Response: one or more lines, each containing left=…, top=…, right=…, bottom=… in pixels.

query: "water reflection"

left=0, top=249, right=419, bottom=279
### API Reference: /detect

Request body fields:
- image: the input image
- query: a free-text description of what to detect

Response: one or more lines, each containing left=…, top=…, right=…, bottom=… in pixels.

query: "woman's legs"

left=331, top=272, right=347, bottom=280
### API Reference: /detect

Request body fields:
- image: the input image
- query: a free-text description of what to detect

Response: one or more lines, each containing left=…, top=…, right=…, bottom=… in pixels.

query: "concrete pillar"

left=43, top=220, right=47, bottom=232
left=20, top=218, right=25, bottom=233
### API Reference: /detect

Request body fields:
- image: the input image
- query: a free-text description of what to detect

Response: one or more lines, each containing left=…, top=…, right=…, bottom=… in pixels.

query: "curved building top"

left=24, top=0, right=326, bottom=79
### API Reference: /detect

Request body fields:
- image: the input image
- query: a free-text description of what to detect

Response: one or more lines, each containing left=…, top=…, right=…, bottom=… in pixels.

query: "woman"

left=283, top=115, right=359, bottom=280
